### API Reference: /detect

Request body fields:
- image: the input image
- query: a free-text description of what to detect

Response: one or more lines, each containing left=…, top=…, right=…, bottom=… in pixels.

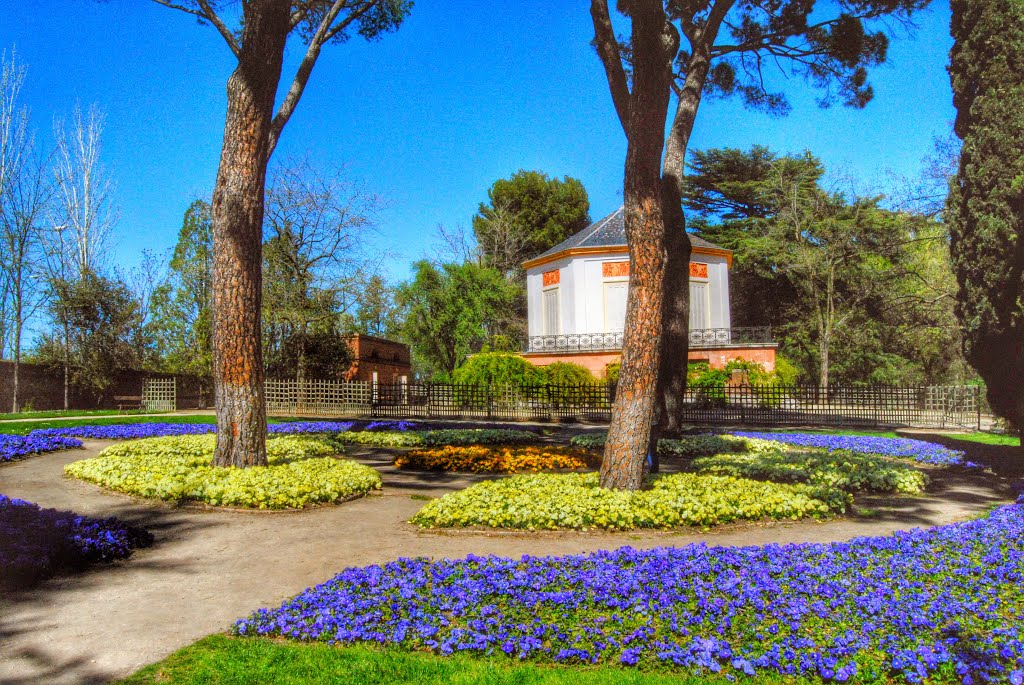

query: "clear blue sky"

left=0, top=0, right=955, bottom=281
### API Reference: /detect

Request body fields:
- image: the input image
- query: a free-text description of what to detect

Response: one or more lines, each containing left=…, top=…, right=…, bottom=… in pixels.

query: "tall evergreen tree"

left=947, top=0, right=1024, bottom=434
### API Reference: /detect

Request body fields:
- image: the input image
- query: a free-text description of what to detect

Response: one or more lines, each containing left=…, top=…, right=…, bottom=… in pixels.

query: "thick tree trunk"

left=599, top=0, right=675, bottom=490
left=210, top=1, right=290, bottom=468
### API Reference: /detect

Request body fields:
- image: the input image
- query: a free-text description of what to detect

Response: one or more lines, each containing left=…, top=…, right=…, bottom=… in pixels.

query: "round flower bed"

left=236, top=503, right=1024, bottom=684
left=1, top=493, right=153, bottom=589
left=64, top=435, right=381, bottom=509
left=692, top=449, right=929, bottom=495
left=395, top=445, right=599, bottom=473
left=411, top=472, right=848, bottom=530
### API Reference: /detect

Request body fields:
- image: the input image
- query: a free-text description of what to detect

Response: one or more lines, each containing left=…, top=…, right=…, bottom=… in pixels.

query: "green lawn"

left=116, top=635, right=790, bottom=685
left=938, top=431, right=1021, bottom=447
left=0, top=408, right=161, bottom=421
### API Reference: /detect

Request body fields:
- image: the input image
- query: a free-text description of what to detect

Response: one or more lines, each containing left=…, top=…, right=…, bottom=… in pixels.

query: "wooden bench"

left=113, top=395, right=143, bottom=411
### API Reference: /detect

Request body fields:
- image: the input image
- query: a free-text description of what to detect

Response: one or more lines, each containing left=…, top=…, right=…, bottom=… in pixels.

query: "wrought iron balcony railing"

left=526, top=327, right=773, bottom=353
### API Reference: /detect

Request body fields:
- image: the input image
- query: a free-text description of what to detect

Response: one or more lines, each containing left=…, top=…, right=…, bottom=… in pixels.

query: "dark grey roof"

left=527, top=207, right=728, bottom=263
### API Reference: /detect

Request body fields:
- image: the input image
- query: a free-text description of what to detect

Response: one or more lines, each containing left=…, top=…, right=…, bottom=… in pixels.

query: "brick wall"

left=343, top=334, right=412, bottom=383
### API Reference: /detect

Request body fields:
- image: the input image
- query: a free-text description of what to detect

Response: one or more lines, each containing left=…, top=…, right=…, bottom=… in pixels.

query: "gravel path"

left=0, top=439, right=1015, bottom=685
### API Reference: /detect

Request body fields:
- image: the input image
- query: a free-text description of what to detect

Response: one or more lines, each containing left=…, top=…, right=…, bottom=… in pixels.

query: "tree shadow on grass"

left=899, top=429, right=1024, bottom=480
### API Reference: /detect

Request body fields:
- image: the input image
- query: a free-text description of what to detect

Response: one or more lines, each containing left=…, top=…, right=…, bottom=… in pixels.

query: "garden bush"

left=395, top=445, right=599, bottom=473
left=64, top=435, right=381, bottom=509
left=451, top=353, right=546, bottom=387
left=236, top=503, right=1024, bottom=684
left=569, top=432, right=748, bottom=458
left=411, top=472, right=848, bottom=530
left=334, top=430, right=425, bottom=448
left=421, top=428, right=539, bottom=446
left=693, top=448, right=929, bottom=495
left=1, top=493, right=152, bottom=589
left=0, top=433, right=82, bottom=463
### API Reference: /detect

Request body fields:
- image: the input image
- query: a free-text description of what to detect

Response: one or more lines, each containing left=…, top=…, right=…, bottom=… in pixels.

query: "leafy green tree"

left=947, top=0, right=1024, bottom=434
left=356, top=274, right=399, bottom=338
left=396, top=261, right=520, bottom=378
left=144, top=0, right=411, bottom=468
left=150, top=200, right=214, bottom=391
left=590, top=0, right=930, bottom=488
left=472, top=170, right=590, bottom=277
left=34, top=271, right=143, bottom=405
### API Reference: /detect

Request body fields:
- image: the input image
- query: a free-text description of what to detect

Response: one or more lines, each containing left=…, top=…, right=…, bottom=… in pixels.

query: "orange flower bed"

left=394, top=445, right=600, bottom=473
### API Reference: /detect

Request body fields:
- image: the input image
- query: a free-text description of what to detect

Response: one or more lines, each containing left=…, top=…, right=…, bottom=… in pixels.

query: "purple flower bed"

left=0, top=493, right=153, bottom=589
left=30, top=423, right=215, bottom=440
left=0, top=433, right=83, bottom=463
left=236, top=504, right=1024, bottom=684
left=733, top=432, right=967, bottom=466
left=25, top=420, right=415, bottom=441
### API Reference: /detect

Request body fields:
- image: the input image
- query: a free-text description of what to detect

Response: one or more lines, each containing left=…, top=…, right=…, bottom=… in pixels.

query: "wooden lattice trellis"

left=142, top=377, right=176, bottom=412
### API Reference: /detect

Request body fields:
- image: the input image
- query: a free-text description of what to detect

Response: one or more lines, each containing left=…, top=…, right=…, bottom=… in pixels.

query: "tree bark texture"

left=598, top=0, right=676, bottom=490
left=656, top=20, right=724, bottom=435
left=210, top=1, right=290, bottom=468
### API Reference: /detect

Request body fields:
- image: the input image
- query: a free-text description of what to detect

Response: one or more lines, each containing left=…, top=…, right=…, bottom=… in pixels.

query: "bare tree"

left=262, top=157, right=385, bottom=382
left=146, top=0, right=410, bottom=467
left=51, top=103, right=116, bottom=277
left=0, top=48, right=50, bottom=412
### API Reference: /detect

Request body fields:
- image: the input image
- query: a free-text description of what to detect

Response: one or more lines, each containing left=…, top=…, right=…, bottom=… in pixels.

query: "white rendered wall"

left=526, top=251, right=730, bottom=336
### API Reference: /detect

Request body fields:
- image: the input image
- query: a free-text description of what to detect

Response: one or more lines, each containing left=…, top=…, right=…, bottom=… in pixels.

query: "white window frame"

left=603, top=277, right=629, bottom=333
left=542, top=286, right=560, bottom=336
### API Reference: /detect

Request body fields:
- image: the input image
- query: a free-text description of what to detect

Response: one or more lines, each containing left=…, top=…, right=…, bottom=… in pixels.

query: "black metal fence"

left=269, top=379, right=986, bottom=430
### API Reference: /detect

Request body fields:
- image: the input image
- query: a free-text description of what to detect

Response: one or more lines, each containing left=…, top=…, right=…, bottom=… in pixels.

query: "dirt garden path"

left=0, top=438, right=1017, bottom=685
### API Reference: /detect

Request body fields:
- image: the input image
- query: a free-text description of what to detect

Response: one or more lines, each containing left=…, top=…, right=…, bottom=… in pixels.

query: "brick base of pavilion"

left=522, top=344, right=778, bottom=379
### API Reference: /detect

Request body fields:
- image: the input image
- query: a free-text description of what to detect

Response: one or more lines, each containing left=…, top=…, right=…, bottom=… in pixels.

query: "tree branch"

left=590, top=0, right=631, bottom=134
left=268, top=0, right=375, bottom=155
left=150, top=0, right=241, bottom=58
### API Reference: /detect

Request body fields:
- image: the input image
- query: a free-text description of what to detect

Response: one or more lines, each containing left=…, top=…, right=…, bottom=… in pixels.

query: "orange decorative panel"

left=542, top=269, right=560, bottom=287
left=603, top=261, right=630, bottom=278
left=689, top=262, right=709, bottom=279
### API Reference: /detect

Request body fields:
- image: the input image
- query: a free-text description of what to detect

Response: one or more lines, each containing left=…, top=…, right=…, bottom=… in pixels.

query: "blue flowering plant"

left=0, top=493, right=153, bottom=589
left=236, top=503, right=1024, bottom=684
left=733, top=432, right=967, bottom=467
left=0, top=433, right=82, bottom=463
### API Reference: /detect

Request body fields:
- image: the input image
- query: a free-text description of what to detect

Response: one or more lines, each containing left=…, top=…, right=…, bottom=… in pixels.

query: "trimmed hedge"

left=411, top=472, right=849, bottom=530
left=570, top=432, right=748, bottom=458
left=64, top=435, right=381, bottom=509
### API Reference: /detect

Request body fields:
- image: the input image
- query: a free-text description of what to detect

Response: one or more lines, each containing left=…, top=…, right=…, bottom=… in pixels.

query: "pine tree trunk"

left=209, top=1, right=290, bottom=468
left=599, top=0, right=675, bottom=490
left=656, top=47, right=711, bottom=435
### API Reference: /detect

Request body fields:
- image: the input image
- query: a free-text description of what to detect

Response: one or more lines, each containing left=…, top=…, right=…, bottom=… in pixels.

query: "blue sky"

left=1, top=1, right=954, bottom=282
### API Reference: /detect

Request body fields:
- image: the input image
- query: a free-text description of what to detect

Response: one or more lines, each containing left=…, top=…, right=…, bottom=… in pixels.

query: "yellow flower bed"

left=394, top=445, right=600, bottom=473
left=411, top=472, right=850, bottom=530
left=64, top=435, right=381, bottom=509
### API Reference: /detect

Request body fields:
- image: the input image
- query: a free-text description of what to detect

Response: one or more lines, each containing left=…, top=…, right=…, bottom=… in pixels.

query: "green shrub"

left=421, top=428, right=539, bottom=446
left=452, top=353, right=545, bottom=386
left=542, top=362, right=596, bottom=385
left=692, top=448, right=929, bottom=495
left=569, top=431, right=749, bottom=458
left=64, top=435, right=381, bottom=509
left=334, top=431, right=425, bottom=448
left=604, top=360, right=621, bottom=383
left=411, top=472, right=848, bottom=530
left=774, top=354, right=801, bottom=385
